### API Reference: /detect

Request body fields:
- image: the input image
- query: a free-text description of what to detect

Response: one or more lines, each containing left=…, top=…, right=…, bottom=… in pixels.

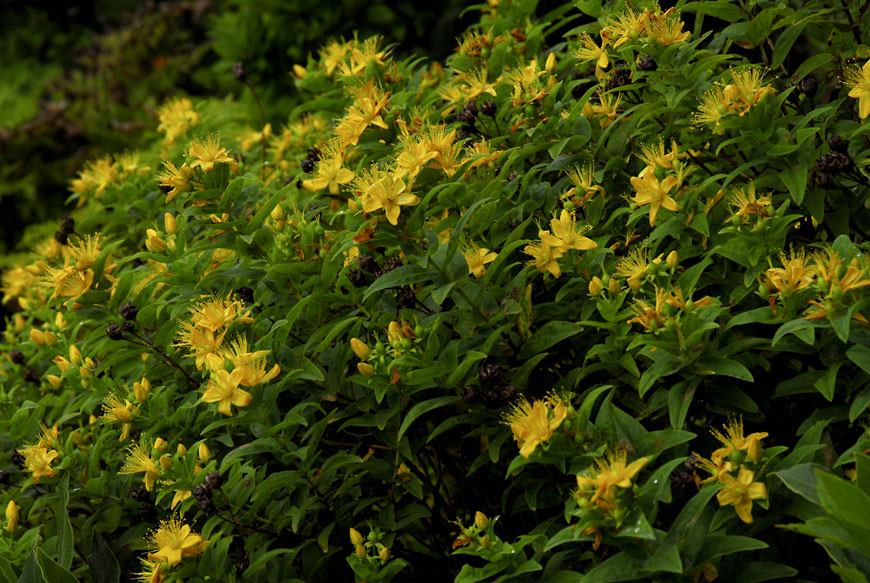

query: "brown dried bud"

left=232, top=61, right=246, bottom=82
left=120, top=302, right=139, bottom=321
left=106, top=323, right=124, bottom=340
left=9, top=350, right=24, bottom=365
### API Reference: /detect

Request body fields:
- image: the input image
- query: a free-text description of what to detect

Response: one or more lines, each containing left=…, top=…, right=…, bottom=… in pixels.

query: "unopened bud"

left=177, top=443, right=188, bottom=455
left=474, top=511, right=489, bottom=529
left=480, top=535, right=491, bottom=547
left=69, top=345, right=82, bottom=365
left=354, top=544, right=366, bottom=559
left=379, top=546, right=390, bottom=561
left=588, top=276, right=603, bottom=296
left=159, top=454, right=173, bottom=470
left=46, top=374, right=62, bottom=388
left=198, top=442, right=211, bottom=463
left=153, top=438, right=168, bottom=453
left=6, top=501, right=18, bottom=532
left=164, top=213, right=177, bottom=236
left=609, top=277, right=622, bottom=294
left=358, top=362, right=375, bottom=377
left=545, top=53, right=556, bottom=73
left=666, top=250, right=679, bottom=268
left=133, top=377, right=151, bottom=403
left=350, top=338, right=371, bottom=360
left=350, top=528, right=364, bottom=546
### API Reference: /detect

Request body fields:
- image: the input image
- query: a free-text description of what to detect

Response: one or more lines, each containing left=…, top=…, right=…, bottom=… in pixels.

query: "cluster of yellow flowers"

left=694, top=68, right=775, bottom=134
left=763, top=247, right=870, bottom=322
left=574, top=450, right=649, bottom=547
left=629, top=138, right=693, bottom=227
left=18, top=425, right=61, bottom=484
left=693, top=419, right=769, bottom=524
left=350, top=320, right=418, bottom=381
left=627, top=286, right=715, bottom=333
left=157, top=96, right=200, bottom=145
left=503, top=392, right=569, bottom=458
left=157, top=134, right=237, bottom=203
left=523, top=209, right=598, bottom=278
left=174, top=296, right=279, bottom=416
left=40, top=234, right=115, bottom=306
left=137, top=516, right=209, bottom=583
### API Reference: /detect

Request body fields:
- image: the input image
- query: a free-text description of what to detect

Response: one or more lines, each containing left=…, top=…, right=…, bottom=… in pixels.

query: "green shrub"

left=2, top=0, right=870, bottom=582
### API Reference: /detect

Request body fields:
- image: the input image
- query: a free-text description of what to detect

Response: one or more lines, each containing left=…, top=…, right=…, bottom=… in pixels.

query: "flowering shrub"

left=2, top=0, right=870, bottom=581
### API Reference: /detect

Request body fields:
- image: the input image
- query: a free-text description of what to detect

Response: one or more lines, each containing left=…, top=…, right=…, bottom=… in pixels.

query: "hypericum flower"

left=136, top=558, right=165, bottom=583
left=320, top=40, right=350, bottom=76
left=630, top=171, right=680, bottom=226
left=575, top=33, right=609, bottom=71
left=102, top=393, right=136, bottom=441
left=711, top=417, right=768, bottom=464
left=564, top=164, right=604, bottom=204
left=158, top=160, right=195, bottom=203
left=586, top=450, right=649, bottom=507
left=503, top=393, right=568, bottom=458
left=627, top=287, right=669, bottom=331
left=188, top=134, right=236, bottom=172
left=765, top=248, right=816, bottom=297
left=524, top=240, right=565, bottom=278
left=462, top=242, right=498, bottom=279
left=395, top=139, right=439, bottom=179
left=693, top=453, right=734, bottom=486
left=583, top=91, right=622, bottom=128
left=190, top=296, right=253, bottom=332
left=600, top=8, right=645, bottom=48
left=147, top=516, right=209, bottom=566
left=202, top=369, right=253, bottom=416
left=542, top=210, right=597, bottom=252
left=334, top=87, right=391, bottom=148
left=157, top=97, right=199, bottom=144
left=716, top=467, right=767, bottom=523
left=215, top=337, right=281, bottom=386
left=302, top=143, right=354, bottom=194
left=615, top=246, right=652, bottom=291
left=846, top=60, right=870, bottom=119
left=20, top=444, right=59, bottom=483
left=116, top=151, right=151, bottom=177
left=421, top=126, right=461, bottom=177
left=361, top=172, right=419, bottom=225
left=175, top=322, right=228, bottom=371
left=729, top=183, right=771, bottom=221
left=813, top=248, right=870, bottom=296
left=119, top=443, right=161, bottom=491
left=456, top=68, right=498, bottom=100
left=645, top=7, right=691, bottom=46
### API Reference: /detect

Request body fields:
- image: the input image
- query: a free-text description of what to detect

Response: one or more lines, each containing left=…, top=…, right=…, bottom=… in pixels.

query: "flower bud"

left=609, top=277, right=622, bottom=294
left=358, top=362, right=375, bottom=377
left=545, top=52, right=556, bottom=73
left=627, top=275, right=642, bottom=291
left=159, top=454, right=173, bottom=470
left=145, top=229, right=166, bottom=253
left=379, top=546, right=390, bottom=561
left=177, top=443, right=188, bottom=455
left=480, top=535, right=491, bottom=547
left=354, top=544, right=366, bottom=559
left=54, top=356, right=71, bottom=374
left=350, top=338, right=371, bottom=360
left=153, top=438, right=168, bottom=453
left=350, top=528, right=364, bottom=546
left=588, top=276, right=603, bottom=296
left=747, top=435, right=762, bottom=462
left=474, top=511, right=489, bottom=529
left=69, top=345, right=82, bottom=366
left=46, top=374, right=62, bottom=388
left=6, top=501, right=18, bottom=532
left=198, top=442, right=211, bottom=463
left=133, top=377, right=151, bottom=403
left=164, top=213, right=177, bottom=236
left=666, top=250, right=679, bottom=269
left=55, top=312, right=67, bottom=329
left=292, top=64, right=307, bottom=79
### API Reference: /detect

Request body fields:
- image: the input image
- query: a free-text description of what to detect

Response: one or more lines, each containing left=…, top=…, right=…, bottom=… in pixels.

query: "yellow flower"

left=119, top=443, right=161, bottom=491
left=395, top=139, right=439, bottom=180
left=170, top=489, right=192, bottom=510
left=6, top=501, right=18, bottom=532
left=157, top=97, right=199, bottom=144
left=188, top=135, right=236, bottom=172
left=158, top=160, right=195, bottom=203
left=765, top=248, right=816, bottom=297
left=175, top=322, right=228, bottom=371
left=710, top=418, right=768, bottom=464
left=575, top=33, right=609, bottom=71
left=564, top=164, right=604, bottom=204
left=361, top=172, right=419, bottom=226
left=215, top=337, right=281, bottom=386
left=20, top=444, right=59, bottom=483
left=102, top=393, right=136, bottom=441
left=202, top=369, right=253, bottom=416
left=335, top=87, right=391, bottom=148
left=147, top=516, right=209, bottom=566
left=503, top=393, right=568, bottom=458
left=587, top=450, right=649, bottom=507
left=645, top=8, right=691, bottom=46
left=846, top=60, right=870, bottom=119
left=615, top=247, right=652, bottom=291
left=543, top=210, right=597, bottom=252
left=190, top=295, right=253, bottom=332
left=462, top=242, right=498, bottom=279
left=136, top=558, right=165, bottom=583
left=716, top=467, right=767, bottom=523
left=524, top=240, right=564, bottom=278
left=729, top=183, right=771, bottom=221
left=631, top=171, right=680, bottom=226
left=302, top=143, right=355, bottom=194
left=627, top=288, right=669, bottom=331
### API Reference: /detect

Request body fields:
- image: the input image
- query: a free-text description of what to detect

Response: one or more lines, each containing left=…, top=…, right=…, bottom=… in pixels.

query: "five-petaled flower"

left=716, top=467, right=767, bottom=523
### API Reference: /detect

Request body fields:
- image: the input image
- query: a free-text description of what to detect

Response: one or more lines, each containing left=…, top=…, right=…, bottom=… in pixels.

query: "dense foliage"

left=2, top=0, right=870, bottom=581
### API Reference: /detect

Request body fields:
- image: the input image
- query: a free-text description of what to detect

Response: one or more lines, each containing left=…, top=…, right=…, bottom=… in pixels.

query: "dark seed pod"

left=307, top=147, right=322, bottom=161
left=815, top=152, right=851, bottom=174
left=205, top=471, right=224, bottom=490
left=604, top=67, right=631, bottom=92
left=669, top=470, right=694, bottom=490
left=296, top=179, right=303, bottom=189
left=461, top=385, right=480, bottom=403
left=684, top=453, right=700, bottom=470
left=54, top=231, right=68, bottom=245
left=348, top=269, right=367, bottom=288
left=59, top=215, right=75, bottom=235
left=0, top=470, right=9, bottom=485
left=192, top=484, right=210, bottom=500
left=197, top=497, right=215, bottom=513
left=122, top=321, right=135, bottom=333
left=10, top=451, right=25, bottom=469
left=481, top=390, right=502, bottom=408
left=478, top=364, right=502, bottom=385
left=106, top=323, right=124, bottom=340
left=131, top=484, right=149, bottom=501
left=481, top=100, right=497, bottom=117
left=396, top=286, right=416, bottom=308
left=814, top=172, right=834, bottom=189
left=120, top=301, right=139, bottom=321
left=383, top=257, right=403, bottom=272
left=500, top=384, right=520, bottom=402
left=236, top=287, right=254, bottom=304
left=798, top=77, right=817, bottom=96
left=464, top=101, right=479, bottom=116
left=9, top=350, right=24, bottom=365
left=22, top=368, right=40, bottom=384
left=357, top=256, right=379, bottom=273
left=457, top=127, right=473, bottom=141
left=828, top=134, right=848, bottom=153
left=636, top=55, right=656, bottom=71
left=456, top=109, right=476, bottom=125
left=232, top=61, right=246, bottom=82
left=300, top=157, right=316, bottom=174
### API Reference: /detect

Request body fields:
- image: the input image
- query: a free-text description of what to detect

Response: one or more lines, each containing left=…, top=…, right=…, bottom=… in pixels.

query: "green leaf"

left=669, top=379, right=698, bottom=430
left=816, top=470, right=870, bottom=535
left=695, top=535, right=768, bottom=564
left=0, top=557, right=16, bottom=583
left=580, top=551, right=647, bottom=582
left=445, top=351, right=487, bottom=388
left=518, top=321, right=583, bottom=359
left=772, top=318, right=819, bottom=346
left=88, top=532, right=120, bottom=583
left=850, top=385, right=870, bottom=423
left=780, top=165, right=808, bottom=204
left=772, top=20, right=808, bottom=69
left=726, top=562, right=798, bottom=582
left=813, top=362, right=843, bottom=401
left=847, top=345, right=870, bottom=376
left=17, top=551, right=45, bottom=583
left=35, top=549, right=78, bottom=583
left=55, top=475, right=73, bottom=569
left=774, top=463, right=824, bottom=504
left=362, top=265, right=433, bottom=301
left=396, top=396, right=461, bottom=444
left=694, top=356, right=753, bottom=381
